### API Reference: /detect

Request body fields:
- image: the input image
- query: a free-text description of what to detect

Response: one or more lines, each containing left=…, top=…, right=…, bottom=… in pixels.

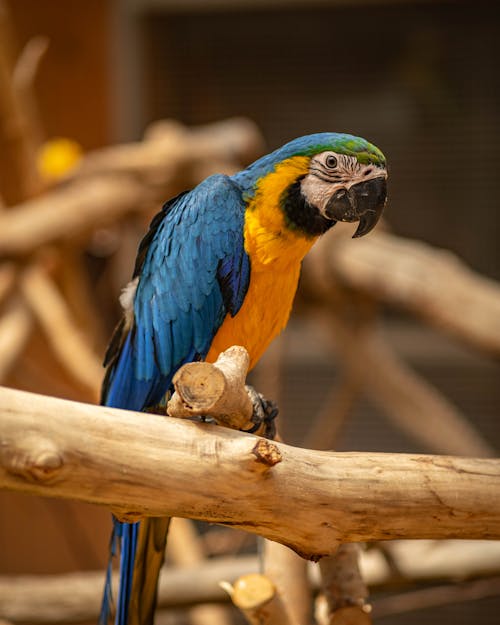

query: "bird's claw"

left=243, top=385, right=279, bottom=439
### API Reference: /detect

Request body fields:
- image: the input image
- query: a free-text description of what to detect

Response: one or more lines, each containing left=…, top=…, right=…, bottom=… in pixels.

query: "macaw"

left=99, top=132, right=387, bottom=625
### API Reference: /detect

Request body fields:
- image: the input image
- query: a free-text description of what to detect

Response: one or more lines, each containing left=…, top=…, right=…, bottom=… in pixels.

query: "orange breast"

left=206, top=262, right=301, bottom=369
left=207, top=154, right=316, bottom=369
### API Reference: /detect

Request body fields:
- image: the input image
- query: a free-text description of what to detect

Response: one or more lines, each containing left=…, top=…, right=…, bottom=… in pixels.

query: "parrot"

left=99, top=132, right=387, bottom=625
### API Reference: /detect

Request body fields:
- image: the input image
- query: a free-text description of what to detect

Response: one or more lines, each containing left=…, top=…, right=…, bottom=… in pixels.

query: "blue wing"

left=99, top=175, right=251, bottom=625
left=101, top=174, right=251, bottom=412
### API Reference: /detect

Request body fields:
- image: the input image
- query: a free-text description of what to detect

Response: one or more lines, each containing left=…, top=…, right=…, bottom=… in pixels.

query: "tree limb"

left=316, top=544, right=371, bottom=625
left=1, top=385, right=500, bottom=558
left=3, top=541, right=500, bottom=623
left=307, top=228, right=500, bottom=357
left=0, top=119, right=264, bottom=257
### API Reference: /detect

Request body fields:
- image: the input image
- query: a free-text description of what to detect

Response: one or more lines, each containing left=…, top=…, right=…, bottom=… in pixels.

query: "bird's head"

left=236, top=133, right=387, bottom=239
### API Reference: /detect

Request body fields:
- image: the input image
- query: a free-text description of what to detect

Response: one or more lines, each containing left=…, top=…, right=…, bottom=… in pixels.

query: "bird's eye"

left=325, top=155, right=337, bottom=169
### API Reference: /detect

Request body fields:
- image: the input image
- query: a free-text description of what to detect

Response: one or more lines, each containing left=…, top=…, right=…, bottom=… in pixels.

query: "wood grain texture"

left=1, top=385, right=500, bottom=559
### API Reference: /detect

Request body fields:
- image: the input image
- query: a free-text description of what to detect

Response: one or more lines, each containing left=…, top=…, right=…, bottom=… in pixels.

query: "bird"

left=99, top=132, right=387, bottom=625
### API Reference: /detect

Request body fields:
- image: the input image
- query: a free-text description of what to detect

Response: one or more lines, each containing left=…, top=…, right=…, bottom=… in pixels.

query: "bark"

left=1, top=386, right=500, bottom=559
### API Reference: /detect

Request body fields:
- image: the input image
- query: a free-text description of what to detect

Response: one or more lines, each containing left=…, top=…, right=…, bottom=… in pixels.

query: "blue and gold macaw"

left=99, top=132, right=387, bottom=625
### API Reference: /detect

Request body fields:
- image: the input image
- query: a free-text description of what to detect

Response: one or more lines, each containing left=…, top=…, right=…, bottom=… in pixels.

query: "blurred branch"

left=3, top=541, right=500, bottom=623
left=303, top=369, right=360, bottom=451
left=222, top=573, right=293, bottom=625
left=0, top=174, right=145, bottom=257
left=373, top=576, right=500, bottom=619
left=0, top=297, right=32, bottom=381
left=0, top=262, right=16, bottom=304
left=19, top=264, right=102, bottom=397
left=168, top=518, right=233, bottom=625
left=0, top=118, right=263, bottom=257
left=320, top=312, right=495, bottom=458
left=0, top=6, right=43, bottom=203
left=307, top=228, right=500, bottom=357
left=12, top=35, right=49, bottom=151
left=2, top=385, right=500, bottom=555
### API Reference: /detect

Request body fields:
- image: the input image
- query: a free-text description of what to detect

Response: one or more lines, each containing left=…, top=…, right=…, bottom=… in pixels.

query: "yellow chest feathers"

left=207, top=156, right=316, bottom=368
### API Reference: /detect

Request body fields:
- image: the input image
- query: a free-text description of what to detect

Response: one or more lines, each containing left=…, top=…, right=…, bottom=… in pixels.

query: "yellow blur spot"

left=37, top=138, right=83, bottom=181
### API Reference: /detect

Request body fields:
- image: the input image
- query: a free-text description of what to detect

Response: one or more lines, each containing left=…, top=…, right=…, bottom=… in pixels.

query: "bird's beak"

left=324, top=176, right=387, bottom=238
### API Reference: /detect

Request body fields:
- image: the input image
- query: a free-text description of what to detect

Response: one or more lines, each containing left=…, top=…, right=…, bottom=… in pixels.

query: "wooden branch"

left=222, top=574, right=292, bottom=625
left=264, top=541, right=311, bottom=625
left=0, top=263, right=16, bottom=304
left=318, top=313, right=495, bottom=458
left=167, top=346, right=256, bottom=432
left=3, top=541, right=500, bottom=623
left=0, top=298, right=32, bottom=381
left=373, top=576, right=500, bottom=619
left=19, top=265, right=102, bottom=396
left=2, top=386, right=500, bottom=558
left=303, top=371, right=359, bottom=451
left=307, top=228, right=500, bottom=357
left=0, top=6, right=43, bottom=203
left=0, top=174, right=145, bottom=257
left=167, top=518, right=233, bottom=625
left=317, top=545, right=371, bottom=625
left=0, top=118, right=263, bottom=257
left=12, top=35, right=48, bottom=152
left=73, top=118, right=264, bottom=184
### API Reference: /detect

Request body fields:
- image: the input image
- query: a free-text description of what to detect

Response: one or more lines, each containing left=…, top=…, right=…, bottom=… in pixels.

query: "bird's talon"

left=245, top=385, right=279, bottom=439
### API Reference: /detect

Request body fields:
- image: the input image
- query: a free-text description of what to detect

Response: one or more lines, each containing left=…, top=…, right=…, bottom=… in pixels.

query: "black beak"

left=324, top=176, right=387, bottom=238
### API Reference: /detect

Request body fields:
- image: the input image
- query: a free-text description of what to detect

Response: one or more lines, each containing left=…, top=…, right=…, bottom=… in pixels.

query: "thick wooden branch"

left=306, top=227, right=500, bottom=357
left=1, top=386, right=500, bottom=558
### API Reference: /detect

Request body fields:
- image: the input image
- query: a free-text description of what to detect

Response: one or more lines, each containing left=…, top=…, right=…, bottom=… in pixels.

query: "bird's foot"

left=243, top=385, right=279, bottom=439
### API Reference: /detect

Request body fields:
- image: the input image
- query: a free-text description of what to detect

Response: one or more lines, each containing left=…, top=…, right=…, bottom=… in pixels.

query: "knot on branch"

left=251, top=439, right=282, bottom=469
left=2, top=434, right=64, bottom=483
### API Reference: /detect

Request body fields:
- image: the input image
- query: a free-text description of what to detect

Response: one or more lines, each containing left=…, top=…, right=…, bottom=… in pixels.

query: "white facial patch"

left=301, top=152, right=387, bottom=216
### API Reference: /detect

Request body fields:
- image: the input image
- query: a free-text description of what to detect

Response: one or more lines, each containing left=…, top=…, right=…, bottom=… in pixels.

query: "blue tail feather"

left=99, top=519, right=140, bottom=625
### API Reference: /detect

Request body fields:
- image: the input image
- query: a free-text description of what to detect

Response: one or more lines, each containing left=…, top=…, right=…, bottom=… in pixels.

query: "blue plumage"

left=99, top=174, right=251, bottom=625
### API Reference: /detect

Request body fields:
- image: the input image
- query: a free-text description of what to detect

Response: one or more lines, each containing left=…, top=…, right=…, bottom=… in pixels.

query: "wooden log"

left=1, top=386, right=500, bottom=557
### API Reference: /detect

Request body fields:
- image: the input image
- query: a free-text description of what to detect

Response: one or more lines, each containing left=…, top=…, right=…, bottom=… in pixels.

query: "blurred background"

left=1, top=0, right=500, bottom=624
